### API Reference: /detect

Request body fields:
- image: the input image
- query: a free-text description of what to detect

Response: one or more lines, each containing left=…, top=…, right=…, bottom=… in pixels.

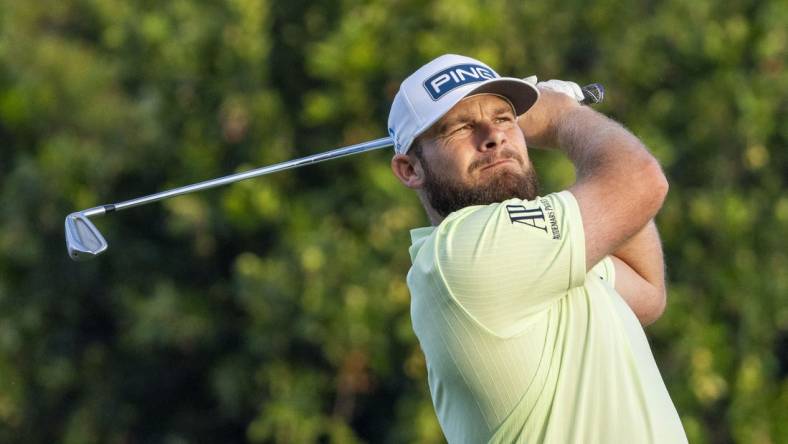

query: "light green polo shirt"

left=407, top=191, right=686, bottom=443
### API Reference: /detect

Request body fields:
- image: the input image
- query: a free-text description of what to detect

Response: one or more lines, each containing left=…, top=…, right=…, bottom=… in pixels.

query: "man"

left=388, top=54, right=687, bottom=443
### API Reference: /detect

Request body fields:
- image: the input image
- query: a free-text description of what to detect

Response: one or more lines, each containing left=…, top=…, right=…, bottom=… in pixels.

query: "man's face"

left=413, top=94, right=540, bottom=217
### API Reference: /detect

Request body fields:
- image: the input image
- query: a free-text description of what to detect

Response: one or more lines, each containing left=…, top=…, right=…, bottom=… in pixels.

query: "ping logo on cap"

left=423, top=63, right=497, bottom=100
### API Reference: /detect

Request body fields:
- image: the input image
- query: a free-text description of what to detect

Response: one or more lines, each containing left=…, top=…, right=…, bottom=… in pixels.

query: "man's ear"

left=391, top=153, right=424, bottom=189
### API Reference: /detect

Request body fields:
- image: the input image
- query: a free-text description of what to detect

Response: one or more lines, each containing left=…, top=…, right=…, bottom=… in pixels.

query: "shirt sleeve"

left=433, top=191, right=586, bottom=337
left=590, top=256, right=616, bottom=286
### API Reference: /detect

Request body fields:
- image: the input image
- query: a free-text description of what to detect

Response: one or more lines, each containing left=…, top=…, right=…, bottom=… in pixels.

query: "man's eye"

left=450, top=124, right=472, bottom=134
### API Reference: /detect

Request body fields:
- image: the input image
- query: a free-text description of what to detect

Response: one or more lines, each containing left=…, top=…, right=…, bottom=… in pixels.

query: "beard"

left=419, top=149, right=541, bottom=218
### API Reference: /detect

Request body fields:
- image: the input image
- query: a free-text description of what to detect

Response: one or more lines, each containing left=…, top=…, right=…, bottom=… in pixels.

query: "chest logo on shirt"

left=506, top=201, right=561, bottom=239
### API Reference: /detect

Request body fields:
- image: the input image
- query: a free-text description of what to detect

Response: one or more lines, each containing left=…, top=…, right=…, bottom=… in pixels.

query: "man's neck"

left=418, top=194, right=445, bottom=226
left=427, top=211, right=443, bottom=227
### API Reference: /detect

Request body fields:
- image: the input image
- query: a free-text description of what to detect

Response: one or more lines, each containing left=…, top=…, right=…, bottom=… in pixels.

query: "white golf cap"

left=387, top=54, right=539, bottom=155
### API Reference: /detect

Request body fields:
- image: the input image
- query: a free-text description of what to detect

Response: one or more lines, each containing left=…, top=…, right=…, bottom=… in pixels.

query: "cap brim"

left=466, top=77, right=539, bottom=116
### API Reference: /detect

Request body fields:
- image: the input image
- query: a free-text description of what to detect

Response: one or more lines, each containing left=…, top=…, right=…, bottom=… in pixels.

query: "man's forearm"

left=521, top=90, right=658, bottom=179
left=553, top=107, right=659, bottom=186
left=611, top=220, right=667, bottom=325
left=614, top=220, right=665, bottom=291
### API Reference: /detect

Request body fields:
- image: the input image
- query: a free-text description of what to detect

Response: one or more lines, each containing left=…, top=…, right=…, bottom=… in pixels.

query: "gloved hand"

left=523, top=76, right=585, bottom=103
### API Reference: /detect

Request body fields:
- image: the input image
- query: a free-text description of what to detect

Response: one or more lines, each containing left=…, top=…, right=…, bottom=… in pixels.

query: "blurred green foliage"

left=0, top=0, right=785, bottom=442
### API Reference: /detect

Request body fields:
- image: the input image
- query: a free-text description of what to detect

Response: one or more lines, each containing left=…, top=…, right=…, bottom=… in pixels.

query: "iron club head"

left=65, top=212, right=108, bottom=261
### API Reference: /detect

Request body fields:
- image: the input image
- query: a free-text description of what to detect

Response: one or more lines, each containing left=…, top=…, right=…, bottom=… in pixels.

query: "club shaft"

left=80, top=83, right=604, bottom=219
left=83, top=137, right=393, bottom=217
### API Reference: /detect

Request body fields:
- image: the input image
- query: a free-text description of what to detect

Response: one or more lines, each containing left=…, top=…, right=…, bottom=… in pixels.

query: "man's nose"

left=477, top=122, right=506, bottom=151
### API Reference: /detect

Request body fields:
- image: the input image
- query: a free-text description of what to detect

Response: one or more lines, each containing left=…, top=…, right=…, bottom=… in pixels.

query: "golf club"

left=65, top=83, right=605, bottom=261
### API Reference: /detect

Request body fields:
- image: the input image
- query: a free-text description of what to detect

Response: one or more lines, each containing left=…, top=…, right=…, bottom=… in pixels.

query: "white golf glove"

left=523, top=76, right=585, bottom=102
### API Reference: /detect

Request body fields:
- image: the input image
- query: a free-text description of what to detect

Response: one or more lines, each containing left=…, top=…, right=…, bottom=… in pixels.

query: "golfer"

left=388, top=54, right=688, bottom=443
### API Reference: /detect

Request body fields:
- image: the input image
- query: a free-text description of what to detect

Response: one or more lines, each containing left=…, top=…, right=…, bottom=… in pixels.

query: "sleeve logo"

left=506, top=200, right=562, bottom=240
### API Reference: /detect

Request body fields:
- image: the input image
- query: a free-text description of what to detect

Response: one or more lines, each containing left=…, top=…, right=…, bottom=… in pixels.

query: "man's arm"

left=519, top=89, right=668, bottom=270
left=610, top=220, right=667, bottom=326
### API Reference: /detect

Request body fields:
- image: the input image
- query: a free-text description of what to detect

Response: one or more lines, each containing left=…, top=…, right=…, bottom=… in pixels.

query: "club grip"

left=580, top=83, right=605, bottom=105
